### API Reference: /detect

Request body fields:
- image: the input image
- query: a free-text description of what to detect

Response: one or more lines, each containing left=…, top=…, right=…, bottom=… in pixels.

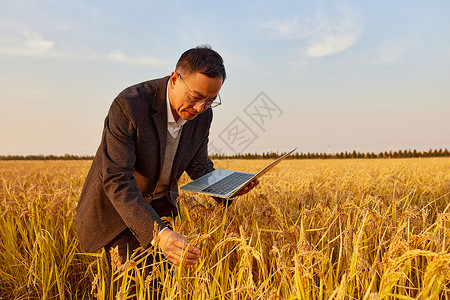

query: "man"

left=75, top=46, right=258, bottom=295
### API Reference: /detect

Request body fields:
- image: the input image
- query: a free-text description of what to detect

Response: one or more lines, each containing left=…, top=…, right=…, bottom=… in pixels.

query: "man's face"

left=168, top=71, right=223, bottom=121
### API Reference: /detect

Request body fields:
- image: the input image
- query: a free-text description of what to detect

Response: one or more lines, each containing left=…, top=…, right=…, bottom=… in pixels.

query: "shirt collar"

left=166, top=79, right=187, bottom=127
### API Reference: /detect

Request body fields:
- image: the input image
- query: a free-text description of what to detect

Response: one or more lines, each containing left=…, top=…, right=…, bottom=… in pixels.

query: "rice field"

left=1, top=158, right=449, bottom=299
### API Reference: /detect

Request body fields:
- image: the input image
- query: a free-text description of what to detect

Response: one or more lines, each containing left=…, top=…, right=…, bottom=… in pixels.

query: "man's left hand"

left=233, top=179, right=259, bottom=197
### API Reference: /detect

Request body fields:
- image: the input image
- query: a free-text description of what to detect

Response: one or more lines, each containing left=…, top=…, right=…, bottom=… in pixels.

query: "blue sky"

left=1, top=0, right=449, bottom=155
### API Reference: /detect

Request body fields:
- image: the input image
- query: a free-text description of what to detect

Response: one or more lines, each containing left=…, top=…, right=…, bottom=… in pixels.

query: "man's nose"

left=192, top=101, right=205, bottom=112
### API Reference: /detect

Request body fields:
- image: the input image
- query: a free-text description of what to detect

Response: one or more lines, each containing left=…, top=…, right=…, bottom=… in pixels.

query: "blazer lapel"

left=149, top=77, right=169, bottom=174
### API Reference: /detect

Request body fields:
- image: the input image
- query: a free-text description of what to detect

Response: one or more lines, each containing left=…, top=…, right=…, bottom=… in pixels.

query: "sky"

left=1, top=0, right=449, bottom=155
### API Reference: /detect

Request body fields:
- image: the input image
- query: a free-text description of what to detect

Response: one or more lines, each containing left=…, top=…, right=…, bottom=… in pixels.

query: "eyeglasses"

left=177, top=72, right=222, bottom=108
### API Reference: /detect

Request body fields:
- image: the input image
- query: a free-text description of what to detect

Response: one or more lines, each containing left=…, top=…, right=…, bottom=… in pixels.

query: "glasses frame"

left=176, top=72, right=222, bottom=108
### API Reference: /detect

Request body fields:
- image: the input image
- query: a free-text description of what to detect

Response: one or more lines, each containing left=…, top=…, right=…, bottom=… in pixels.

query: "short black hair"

left=176, top=45, right=226, bottom=82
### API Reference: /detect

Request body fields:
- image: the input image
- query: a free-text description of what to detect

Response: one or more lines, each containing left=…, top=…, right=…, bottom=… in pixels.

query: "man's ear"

left=169, top=72, right=178, bottom=87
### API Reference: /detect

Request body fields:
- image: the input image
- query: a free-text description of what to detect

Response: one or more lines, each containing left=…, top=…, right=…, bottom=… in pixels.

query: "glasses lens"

left=191, top=98, right=220, bottom=108
left=209, top=94, right=221, bottom=108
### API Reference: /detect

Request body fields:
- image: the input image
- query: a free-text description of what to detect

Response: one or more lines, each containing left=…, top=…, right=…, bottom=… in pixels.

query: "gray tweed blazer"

left=75, top=76, right=214, bottom=252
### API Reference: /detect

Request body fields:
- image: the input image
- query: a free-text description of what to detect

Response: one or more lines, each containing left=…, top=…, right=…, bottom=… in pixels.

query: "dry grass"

left=1, top=158, right=449, bottom=299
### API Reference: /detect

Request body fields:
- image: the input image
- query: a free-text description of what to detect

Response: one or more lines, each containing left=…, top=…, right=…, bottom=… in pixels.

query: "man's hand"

left=157, top=228, right=200, bottom=266
left=234, top=179, right=260, bottom=197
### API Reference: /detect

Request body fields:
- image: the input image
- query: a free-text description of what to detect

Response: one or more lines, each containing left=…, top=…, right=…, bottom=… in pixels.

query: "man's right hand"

left=157, top=228, right=200, bottom=266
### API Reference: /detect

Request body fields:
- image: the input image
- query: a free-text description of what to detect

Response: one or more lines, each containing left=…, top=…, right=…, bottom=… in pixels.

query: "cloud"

left=305, top=3, right=363, bottom=58
left=0, top=21, right=54, bottom=57
left=0, top=21, right=167, bottom=68
left=108, top=50, right=166, bottom=67
left=261, top=17, right=321, bottom=40
left=22, top=29, right=54, bottom=54
left=305, top=32, right=360, bottom=58
left=261, top=2, right=363, bottom=58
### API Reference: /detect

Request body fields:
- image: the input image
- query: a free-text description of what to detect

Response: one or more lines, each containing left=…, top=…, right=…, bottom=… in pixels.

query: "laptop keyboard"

left=202, top=172, right=254, bottom=195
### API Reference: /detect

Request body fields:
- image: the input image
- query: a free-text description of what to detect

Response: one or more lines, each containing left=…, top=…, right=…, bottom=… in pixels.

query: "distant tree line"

left=0, top=154, right=95, bottom=160
left=1, top=148, right=449, bottom=160
left=209, top=148, right=450, bottom=160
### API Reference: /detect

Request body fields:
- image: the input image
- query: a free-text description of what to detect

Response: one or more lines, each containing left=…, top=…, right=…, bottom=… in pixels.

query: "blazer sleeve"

left=100, top=99, right=167, bottom=248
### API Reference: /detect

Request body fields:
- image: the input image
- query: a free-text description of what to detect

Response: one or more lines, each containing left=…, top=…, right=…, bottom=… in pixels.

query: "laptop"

left=180, top=148, right=296, bottom=199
